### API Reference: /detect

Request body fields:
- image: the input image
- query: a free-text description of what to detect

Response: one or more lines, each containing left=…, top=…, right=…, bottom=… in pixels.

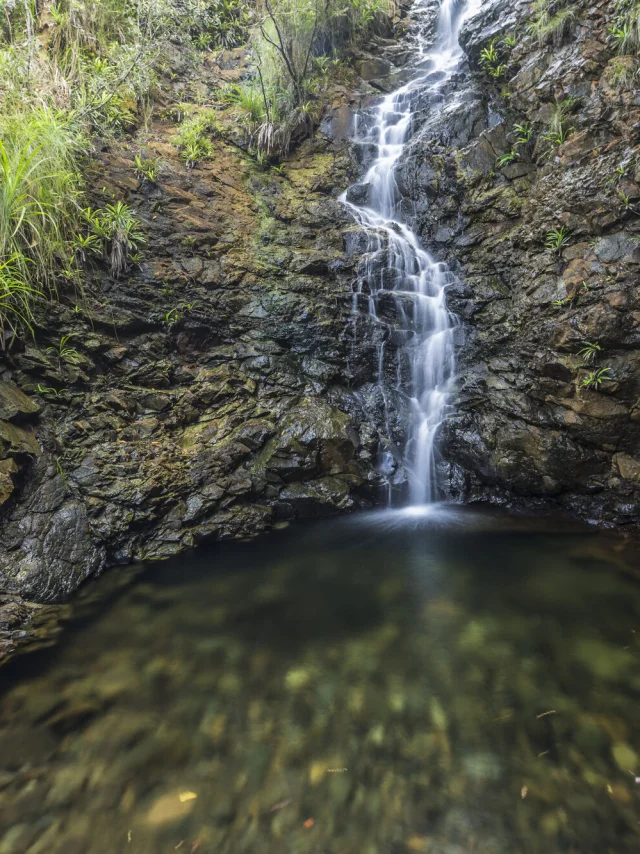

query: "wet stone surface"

left=0, top=508, right=639, bottom=853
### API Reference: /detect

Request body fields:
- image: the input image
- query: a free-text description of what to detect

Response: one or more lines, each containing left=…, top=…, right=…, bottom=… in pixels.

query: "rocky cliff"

left=394, top=0, right=640, bottom=525
left=0, top=28, right=412, bottom=658
left=2, top=0, right=640, bottom=659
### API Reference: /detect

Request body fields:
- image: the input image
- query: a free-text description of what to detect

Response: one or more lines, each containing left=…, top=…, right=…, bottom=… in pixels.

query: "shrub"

left=134, top=155, right=161, bottom=182
left=187, top=0, right=252, bottom=50
left=252, top=0, right=396, bottom=156
left=84, top=202, right=146, bottom=278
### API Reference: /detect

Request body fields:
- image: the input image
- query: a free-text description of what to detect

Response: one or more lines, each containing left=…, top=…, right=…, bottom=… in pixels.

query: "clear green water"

left=1, top=507, right=640, bottom=853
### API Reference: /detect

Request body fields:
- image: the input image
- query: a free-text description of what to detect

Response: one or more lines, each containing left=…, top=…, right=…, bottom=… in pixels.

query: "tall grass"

left=0, top=107, right=86, bottom=347
left=0, top=256, right=42, bottom=351
left=0, top=108, right=85, bottom=289
left=528, top=0, right=576, bottom=46
left=610, top=0, right=640, bottom=53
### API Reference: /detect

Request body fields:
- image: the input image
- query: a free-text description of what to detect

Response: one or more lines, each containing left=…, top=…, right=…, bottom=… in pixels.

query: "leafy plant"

left=513, top=122, right=534, bottom=146
left=548, top=97, right=581, bottom=132
left=254, top=149, right=269, bottom=170
left=479, top=40, right=508, bottom=78
left=35, top=383, right=59, bottom=396
left=72, top=233, right=101, bottom=265
left=545, top=225, right=571, bottom=252
left=84, top=202, right=145, bottom=277
left=224, top=83, right=265, bottom=127
left=582, top=367, right=612, bottom=390
left=164, top=303, right=193, bottom=324
left=578, top=341, right=601, bottom=364
left=496, top=150, right=519, bottom=167
left=46, top=334, right=82, bottom=367
left=175, top=110, right=218, bottom=165
left=542, top=124, right=573, bottom=149
left=134, top=155, right=160, bottom=183
left=187, top=0, right=251, bottom=51
left=608, top=1, right=640, bottom=55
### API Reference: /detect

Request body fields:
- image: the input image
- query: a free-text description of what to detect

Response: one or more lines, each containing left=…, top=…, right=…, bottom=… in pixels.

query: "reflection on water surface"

left=1, top=508, right=639, bottom=853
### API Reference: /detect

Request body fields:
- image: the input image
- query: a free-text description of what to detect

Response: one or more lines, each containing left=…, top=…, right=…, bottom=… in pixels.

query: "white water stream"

left=342, top=0, right=480, bottom=505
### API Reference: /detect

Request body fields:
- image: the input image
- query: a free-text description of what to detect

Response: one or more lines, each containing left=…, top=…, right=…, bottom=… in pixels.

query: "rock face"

left=1, top=0, right=640, bottom=658
left=0, top=126, right=388, bottom=606
left=393, top=0, right=640, bottom=526
left=0, top=27, right=422, bottom=629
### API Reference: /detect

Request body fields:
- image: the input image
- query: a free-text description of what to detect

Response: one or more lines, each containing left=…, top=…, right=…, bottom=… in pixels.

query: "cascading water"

left=342, top=0, right=480, bottom=506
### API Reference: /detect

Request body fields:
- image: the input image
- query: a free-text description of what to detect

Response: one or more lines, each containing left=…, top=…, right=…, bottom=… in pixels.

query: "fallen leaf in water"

left=175, top=842, right=184, bottom=850
left=191, top=841, right=200, bottom=853
left=303, top=818, right=315, bottom=829
left=127, top=830, right=132, bottom=843
left=521, top=786, right=528, bottom=799
left=406, top=835, right=429, bottom=851
left=269, top=799, right=292, bottom=812
left=179, top=791, right=198, bottom=803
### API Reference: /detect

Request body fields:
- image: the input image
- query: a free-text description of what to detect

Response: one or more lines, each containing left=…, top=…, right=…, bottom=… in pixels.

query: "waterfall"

left=342, top=0, right=480, bottom=506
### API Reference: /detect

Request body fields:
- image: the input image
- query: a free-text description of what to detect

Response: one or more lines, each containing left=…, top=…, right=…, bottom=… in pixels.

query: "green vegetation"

left=582, top=367, right=612, bottom=390
left=0, top=0, right=254, bottom=347
left=609, top=0, right=640, bottom=53
left=188, top=0, right=252, bottom=51
left=606, top=57, right=638, bottom=87
left=46, top=334, right=82, bottom=368
left=165, top=303, right=193, bottom=324
left=174, top=110, right=221, bottom=166
left=513, top=122, right=535, bottom=146
left=548, top=97, right=580, bottom=132
left=528, top=0, right=576, bottom=46
left=479, top=40, right=507, bottom=78
left=83, top=203, right=146, bottom=278
left=542, top=123, right=573, bottom=150
left=496, top=150, right=519, bottom=168
left=545, top=225, right=571, bottom=252
left=0, top=0, right=395, bottom=346
left=135, top=156, right=161, bottom=183
left=0, top=108, right=85, bottom=291
left=240, top=0, right=396, bottom=157
left=579, top=341, right=601, bottom=364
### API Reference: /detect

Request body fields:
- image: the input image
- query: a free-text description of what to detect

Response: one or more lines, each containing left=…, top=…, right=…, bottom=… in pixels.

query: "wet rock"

left=0, top=727, right=57, bottom=770
left=358, top=57, right=393, bottom=81
left=144, top=791, right=197, bottom=826
left=0, top=382, right=39, bottom=421
left=611, top=743, right=638, bottom=773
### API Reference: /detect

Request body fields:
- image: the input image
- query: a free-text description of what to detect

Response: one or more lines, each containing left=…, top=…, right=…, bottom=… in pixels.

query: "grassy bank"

left=0, top=0, right=395, bottom=350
